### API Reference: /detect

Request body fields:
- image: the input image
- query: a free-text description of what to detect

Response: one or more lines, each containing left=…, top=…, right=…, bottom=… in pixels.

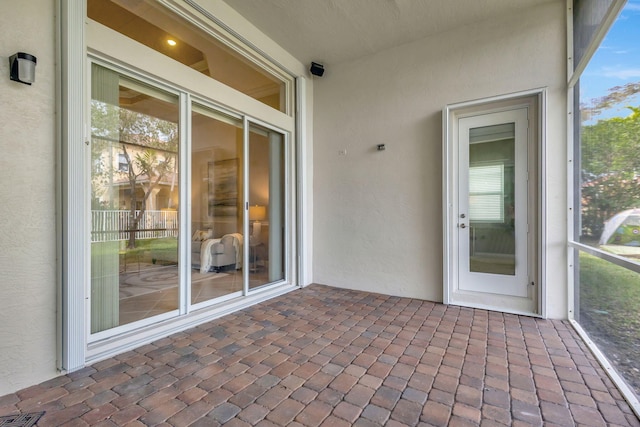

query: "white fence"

left=91, top=209, right=178, bottom=242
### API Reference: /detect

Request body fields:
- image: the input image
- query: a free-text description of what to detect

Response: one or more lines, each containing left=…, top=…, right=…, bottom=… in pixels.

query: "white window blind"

left=469, top=164, right=504, bottom=222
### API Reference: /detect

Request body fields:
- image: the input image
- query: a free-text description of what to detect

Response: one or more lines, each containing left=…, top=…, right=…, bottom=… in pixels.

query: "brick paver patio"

left=0, top=284, right=638, bottom=426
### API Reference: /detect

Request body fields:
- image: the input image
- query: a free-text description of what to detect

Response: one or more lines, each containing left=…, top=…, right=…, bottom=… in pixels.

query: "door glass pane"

left=191, top=104, right=244, bottom=304
left=468, top=123, right=516, bottom=275
left=90, top=64, right=179, bottom=333
left=87, top=0, right=288, bottom=113
left=248, top=124, right=285, bottom=289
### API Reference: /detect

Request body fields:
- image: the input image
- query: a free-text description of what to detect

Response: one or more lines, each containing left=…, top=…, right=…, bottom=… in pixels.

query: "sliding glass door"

left=90, top=64, right=180, bottom=333
left=247, top=123, right=286, bottom=290
left=190, top=104, right=244, bottom=305
left=73, top=0, right=299, bottom=364
left=89, top=62, right=292, bottom=339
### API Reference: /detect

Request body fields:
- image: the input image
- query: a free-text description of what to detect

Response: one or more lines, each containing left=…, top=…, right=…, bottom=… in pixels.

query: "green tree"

left=118, top=108, right=178, bottom=249
left=91, top=101, right=178, bottom=248
left=121, top=146, right=175, bottom=248
left=90, top=101, right=120, bottom=209
left=581, top=107, right=640, bottom=238
left=581, top=82, right=640, bottom=122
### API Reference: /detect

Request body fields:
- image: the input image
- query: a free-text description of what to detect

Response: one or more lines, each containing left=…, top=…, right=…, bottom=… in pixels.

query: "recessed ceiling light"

left=167, top=39, right=177, bottom=47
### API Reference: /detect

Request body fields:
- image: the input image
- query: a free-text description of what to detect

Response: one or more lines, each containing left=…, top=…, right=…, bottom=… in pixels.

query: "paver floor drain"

left=0, top=412, right=44, bottom=427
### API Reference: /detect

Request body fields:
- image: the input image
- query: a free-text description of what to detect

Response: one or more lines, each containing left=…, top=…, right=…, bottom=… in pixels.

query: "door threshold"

left=447, top=298, right=540, bottom=317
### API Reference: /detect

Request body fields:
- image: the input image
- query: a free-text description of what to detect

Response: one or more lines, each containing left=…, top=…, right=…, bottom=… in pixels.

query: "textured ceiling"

left=223, top=0, right=556, bottom=66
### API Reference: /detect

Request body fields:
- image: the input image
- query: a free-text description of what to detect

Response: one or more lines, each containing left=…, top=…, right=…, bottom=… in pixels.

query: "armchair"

left=192, top=233, right=243, bottom=273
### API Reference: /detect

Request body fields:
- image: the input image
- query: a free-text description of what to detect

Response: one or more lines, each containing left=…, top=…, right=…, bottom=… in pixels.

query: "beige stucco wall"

left=313, top=1, right=569, bottom=318
left=0, top=0, right=58, bottom=396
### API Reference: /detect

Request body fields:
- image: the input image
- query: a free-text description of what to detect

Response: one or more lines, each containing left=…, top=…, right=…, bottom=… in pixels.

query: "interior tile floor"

left=118, top=265, right=270, bottom=326
left=1, top=284, right=639, bottom=426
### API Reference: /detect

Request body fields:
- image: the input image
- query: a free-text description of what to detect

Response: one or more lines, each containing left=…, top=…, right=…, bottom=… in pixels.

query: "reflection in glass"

left=468, top=124, right=516, bottom=275
left=191, top=104, right=244, bottom=304
left=90, top=64, right=179, bottom=333
left=248, top=124, right=285, bottom=289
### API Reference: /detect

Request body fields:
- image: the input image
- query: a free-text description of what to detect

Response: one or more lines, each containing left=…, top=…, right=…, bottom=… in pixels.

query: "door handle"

left=460, top=224, right=466, bottom=229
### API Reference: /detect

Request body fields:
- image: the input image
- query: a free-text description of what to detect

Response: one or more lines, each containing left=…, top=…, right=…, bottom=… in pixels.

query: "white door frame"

left=443, top=89, right=547, bottom=317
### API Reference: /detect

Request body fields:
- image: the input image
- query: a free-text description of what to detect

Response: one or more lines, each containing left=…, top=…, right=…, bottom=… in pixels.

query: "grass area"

left=130, top=237, right=178, bottom=251
left=579, top=252, right=640, bottom=395
left=580, top=252, right=640, bottom=335
left=93, top=237, right=178, bottom=266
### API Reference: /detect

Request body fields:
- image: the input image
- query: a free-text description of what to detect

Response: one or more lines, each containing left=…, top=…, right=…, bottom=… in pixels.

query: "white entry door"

left=459, top=109, right=529, bottom=296
left=445, top=101, right=538, bottom=315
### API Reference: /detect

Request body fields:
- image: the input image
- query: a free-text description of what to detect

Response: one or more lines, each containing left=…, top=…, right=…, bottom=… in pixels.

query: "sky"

left=581, top=0, right=640, bottom=120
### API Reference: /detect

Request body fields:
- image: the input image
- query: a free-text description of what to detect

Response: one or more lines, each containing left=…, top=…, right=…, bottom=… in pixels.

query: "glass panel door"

left=90, top=64, right=179, bottom=333
left=457, top=108, right=530, bottom=298
left=247, top=123, right=286, bottom=289
left=190, top=104, right=244, bottom=304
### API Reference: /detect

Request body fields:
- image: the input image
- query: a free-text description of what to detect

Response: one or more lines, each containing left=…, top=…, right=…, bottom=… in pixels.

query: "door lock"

left=460, top=214, right=466, bottom=218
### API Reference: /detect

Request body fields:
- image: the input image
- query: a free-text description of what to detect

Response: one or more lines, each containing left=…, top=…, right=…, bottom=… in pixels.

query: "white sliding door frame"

left=58, top=0, right=87, bottom=372
left=60, top=0, right=304, bottom=368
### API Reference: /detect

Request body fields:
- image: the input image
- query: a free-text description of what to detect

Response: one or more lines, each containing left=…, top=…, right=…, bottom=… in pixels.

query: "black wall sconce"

left=9, top=52, right=37, bottom=85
